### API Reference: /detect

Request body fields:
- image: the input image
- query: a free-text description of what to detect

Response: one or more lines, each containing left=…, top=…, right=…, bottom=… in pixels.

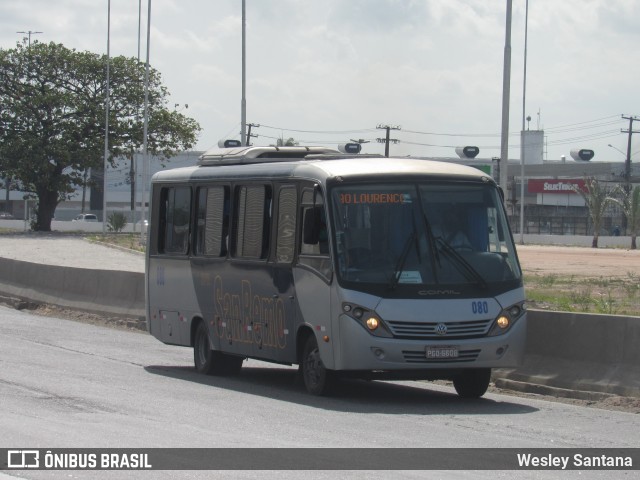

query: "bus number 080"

left=472, top=301, right=489, bottom=314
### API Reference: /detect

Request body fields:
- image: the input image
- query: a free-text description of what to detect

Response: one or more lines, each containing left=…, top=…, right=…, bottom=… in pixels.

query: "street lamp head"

left=608, top=144, right=626, bottom=157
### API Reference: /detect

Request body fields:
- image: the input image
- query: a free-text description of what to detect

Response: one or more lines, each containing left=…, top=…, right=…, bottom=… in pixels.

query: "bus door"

left=293, top=185, right=334, bottom=368
left=152, top=184, right=198, bottom=347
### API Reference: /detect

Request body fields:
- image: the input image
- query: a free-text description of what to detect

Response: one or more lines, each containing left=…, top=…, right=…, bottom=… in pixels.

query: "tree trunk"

left=33, top=188, right=59, bottom=232
left=591, top=234, right=599, bottom=248
left=632, top=234, right=637, bottom=250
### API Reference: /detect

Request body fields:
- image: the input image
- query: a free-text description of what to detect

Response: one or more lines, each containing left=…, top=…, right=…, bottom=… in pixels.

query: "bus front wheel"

left=194, top=322, right=243, bottom=376
left=301, top=335, right=334, bottom=395
left=452, top=368, right=491, bottom=398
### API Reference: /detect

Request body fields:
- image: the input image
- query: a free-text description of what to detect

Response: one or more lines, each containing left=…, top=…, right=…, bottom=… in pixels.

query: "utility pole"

left=246, top=123, right=260, bottom=146
left=376, top=124, right=400, bottom=157
left=17, top=30, right=42, bottom=48
left=621, top=114, right=639, bottom=193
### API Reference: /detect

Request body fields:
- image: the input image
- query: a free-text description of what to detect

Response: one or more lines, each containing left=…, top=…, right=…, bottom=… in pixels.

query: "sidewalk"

left=0, top=234, right=143, bottom=272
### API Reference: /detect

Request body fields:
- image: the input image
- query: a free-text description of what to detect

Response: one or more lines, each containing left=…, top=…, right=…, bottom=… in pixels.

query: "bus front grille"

left=402, top=349, right=481, bottom=364
left=387, top=319, right=493, bottom=339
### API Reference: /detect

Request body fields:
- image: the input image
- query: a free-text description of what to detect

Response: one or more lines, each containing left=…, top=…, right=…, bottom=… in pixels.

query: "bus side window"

left=276, top=186, right=297, bottom=263
left=195, top=186, right=230, bottom=257
left=301, top=206, right=327, bottom=254
left=300, top=188, right=329, bottom=256
left=299, top=188, right=331, bottom=280
left=234, top=184, right=272, bottom=260
left=159, top=186, right=191, bottom=255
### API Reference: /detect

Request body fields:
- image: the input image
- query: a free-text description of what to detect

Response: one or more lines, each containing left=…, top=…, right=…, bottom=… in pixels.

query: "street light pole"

left=499, top=0, right=513, bottom=192
left=240, top=0, right=247, bottom=145
left=141, top=0, right=152, bottom=243
left=102, top=0, right=111, bottom=234
left=519, top=0, right=529, bottom=245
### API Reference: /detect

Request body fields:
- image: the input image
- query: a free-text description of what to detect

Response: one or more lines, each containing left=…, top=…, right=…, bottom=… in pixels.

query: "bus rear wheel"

left=194, top=322, right=243, bottom=376
left=452, top=368, right=491, bottom=398
left=301, top=335, right=334, bottom=395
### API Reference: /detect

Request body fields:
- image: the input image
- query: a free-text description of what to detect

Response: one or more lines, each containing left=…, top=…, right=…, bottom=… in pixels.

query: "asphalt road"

left=1, top=306, right=638, bottom=479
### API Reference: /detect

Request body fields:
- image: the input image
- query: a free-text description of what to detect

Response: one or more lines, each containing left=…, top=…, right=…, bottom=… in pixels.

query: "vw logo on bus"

left=435, top=323, right=448, bottom=336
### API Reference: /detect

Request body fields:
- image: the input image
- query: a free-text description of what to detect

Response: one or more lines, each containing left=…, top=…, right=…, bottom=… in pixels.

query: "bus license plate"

left=426, top=346, right=459, bottom=359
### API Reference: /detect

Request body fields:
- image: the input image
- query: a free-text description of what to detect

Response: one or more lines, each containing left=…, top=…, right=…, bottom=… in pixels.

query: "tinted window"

left=160, top=186, right=191, bottom=254
left=195, top=186, right=230, bottom=257
left=234, top=185, right=272, bottom=259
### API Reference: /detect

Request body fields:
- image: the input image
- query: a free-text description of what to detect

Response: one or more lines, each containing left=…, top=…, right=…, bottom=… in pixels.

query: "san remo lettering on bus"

left=213, top=276, right=287, bottom=349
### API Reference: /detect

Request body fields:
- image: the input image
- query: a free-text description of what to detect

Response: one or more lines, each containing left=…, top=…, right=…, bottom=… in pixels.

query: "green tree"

left=0, top=41, right=201, bottom=231
left=572, top=177, right=616, bottom=248
left=276, top=137, right=298, bottom=146
left=612, top=186, right=640, bottom=250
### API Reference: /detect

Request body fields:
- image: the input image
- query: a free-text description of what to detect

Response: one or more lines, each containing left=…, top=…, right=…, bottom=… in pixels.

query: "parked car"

left=0, top=212, right=14, bottom=219
left=72, top=213, right=98, bottom=222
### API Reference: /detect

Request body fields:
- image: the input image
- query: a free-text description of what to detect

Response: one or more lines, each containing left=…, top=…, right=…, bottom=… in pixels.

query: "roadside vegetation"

left=87, top=233, right=145, bottom=253
left=0, top=40, right=201, bottom=232
left=525, top=272, right=640, bottom=316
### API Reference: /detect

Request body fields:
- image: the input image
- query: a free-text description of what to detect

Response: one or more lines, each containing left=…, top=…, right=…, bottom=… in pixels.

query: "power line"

left=259, top=124, right=377, bottom=135
left=546, top=130, right=622, bottom=146
left=259, top=115, right=624, bottom=140
left=237, top=115, right=627, bottom=154
left=543, top=114, right=621, bottom=131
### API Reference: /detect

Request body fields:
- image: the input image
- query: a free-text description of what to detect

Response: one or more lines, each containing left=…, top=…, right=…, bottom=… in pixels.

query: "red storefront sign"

left=528, top=179, right=586, bottom=194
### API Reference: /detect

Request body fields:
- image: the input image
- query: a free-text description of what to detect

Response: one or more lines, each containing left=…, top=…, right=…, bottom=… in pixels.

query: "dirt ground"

left=516, top=244, right=640, bottom=279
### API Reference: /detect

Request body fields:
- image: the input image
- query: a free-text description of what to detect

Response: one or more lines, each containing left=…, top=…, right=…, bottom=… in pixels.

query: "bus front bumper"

left=335, top=313, right=527, bottom=374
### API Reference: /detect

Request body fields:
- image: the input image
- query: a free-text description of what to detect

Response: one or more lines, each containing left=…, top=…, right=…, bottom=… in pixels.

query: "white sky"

left=1, top=0, right=639, bottom=163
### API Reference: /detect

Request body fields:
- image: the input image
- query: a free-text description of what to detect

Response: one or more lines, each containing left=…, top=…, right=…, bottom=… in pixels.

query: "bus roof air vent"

left=198, top=145, right=348, bottom=166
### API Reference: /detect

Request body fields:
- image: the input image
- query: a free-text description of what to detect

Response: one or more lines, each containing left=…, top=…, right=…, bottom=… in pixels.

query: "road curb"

left=493, top=378, right=616, bottom=402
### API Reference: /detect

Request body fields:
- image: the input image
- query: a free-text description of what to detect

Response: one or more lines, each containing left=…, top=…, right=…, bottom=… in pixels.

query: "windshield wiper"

left=436, top=237, right=487, bottom=289
left=421, top=214, right=441, bottom=281
left=389, top=231, right=416, bottom=291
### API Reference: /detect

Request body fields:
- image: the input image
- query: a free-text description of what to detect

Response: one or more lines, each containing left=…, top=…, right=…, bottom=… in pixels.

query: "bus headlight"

left=496, top=315, right=510, bottom=329
left=488, top=301, right=526, bottom=337
left=342, top=303, right=392, bottom=338
left=366, top=317, right=380, bottom=331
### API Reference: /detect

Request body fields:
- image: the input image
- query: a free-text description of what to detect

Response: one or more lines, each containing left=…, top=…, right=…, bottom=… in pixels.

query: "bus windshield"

left=330, top=182, right=521, bottom=294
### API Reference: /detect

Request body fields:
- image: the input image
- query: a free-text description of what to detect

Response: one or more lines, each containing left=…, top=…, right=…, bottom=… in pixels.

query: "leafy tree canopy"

left=0, top=41, right=201, bottom=231
left=572, top=177, right=616, bottom=248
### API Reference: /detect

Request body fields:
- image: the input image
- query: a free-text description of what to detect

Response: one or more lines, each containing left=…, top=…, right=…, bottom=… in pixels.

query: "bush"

left=107, top=211, right=128, bottom=232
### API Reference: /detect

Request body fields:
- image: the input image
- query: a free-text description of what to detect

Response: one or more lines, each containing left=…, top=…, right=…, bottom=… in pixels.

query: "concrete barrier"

left=0, top=257, right=144, bottom=319
left=494, top=310, right=640, bottom=398
left=519, top=234, right=633, bottom=249
left=0, top=257, right=638, bottom=397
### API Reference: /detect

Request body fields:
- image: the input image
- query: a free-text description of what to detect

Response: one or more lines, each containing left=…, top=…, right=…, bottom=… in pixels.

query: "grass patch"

left=87, top=234, right=146, bottom=253
left=525, top=273, right=640, bottom=316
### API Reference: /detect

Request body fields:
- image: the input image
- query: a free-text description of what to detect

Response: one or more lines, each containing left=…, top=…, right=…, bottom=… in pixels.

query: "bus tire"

left=301, top=335, right=334, bottom=395
left=194, top=322, right=244, bottom=376
left=453, top=368, right=491, bottom=398
left=194, top=321, right=215, bottom=375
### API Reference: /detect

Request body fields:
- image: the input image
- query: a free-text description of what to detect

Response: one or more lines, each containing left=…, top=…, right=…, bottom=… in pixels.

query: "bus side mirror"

left=303, top=207, right=322, bottom=244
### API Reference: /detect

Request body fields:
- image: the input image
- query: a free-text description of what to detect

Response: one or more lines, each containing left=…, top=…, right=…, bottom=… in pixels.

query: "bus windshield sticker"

left=399, top=271, right=422, bottom=284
